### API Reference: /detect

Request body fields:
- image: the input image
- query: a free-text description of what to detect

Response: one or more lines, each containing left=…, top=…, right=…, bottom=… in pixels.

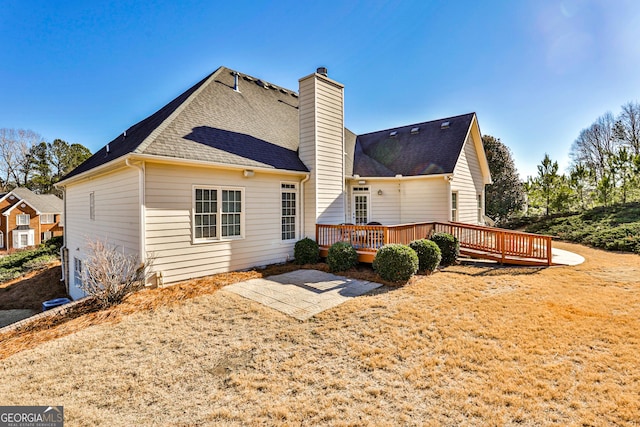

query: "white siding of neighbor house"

left=298, top=72, right=345, bottom=237
left=64, top=166, right=140, bottom=299
left=145, top=163, right=302, bottom=284
left=451, top=133, right=485, bottom=224
left=400, top=177, right=450, bottom=223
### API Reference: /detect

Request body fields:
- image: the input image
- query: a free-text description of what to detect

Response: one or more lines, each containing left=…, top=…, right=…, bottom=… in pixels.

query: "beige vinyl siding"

left=451, top=133, right=485, bottom=224
left=400, top=177, right=449, bottom=223
left=145, top=163, right=300, bottom=284
left=64, top=166, right=140, bottom=299
left=346, top=180, right=401, bottom=225
left=298, top=73, right=345, bottom=236
left=298, top=76, right=317, bottom=237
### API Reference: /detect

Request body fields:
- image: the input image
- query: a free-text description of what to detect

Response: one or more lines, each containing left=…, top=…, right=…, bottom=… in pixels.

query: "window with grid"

left=40, top=213, right=54, bottom=224
left=194, top=188, right=218, bottom=239
left=193, top=186, right=244, bottom=241
left=451, top=192, right=458, bottom=221
left=16, top=214, right=30, bottom=226
left=74, top=258, right=83, bottom=288
left=221, top=190, right=242, bottom=237
left=281, top=183, right=297, bottom=240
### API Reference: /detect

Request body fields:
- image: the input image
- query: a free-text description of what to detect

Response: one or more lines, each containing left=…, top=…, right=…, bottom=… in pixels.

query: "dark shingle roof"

left=63, top=67, right=307, bottom=181
left=62, top=65, right=475, bottom=181
left=353, top=113, right=475, bottom=177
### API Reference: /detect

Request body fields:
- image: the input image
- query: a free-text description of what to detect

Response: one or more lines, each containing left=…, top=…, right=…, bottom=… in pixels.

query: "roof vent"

left=106, top=143, right=110, bottom=154
left=232, top=71, right=240, bottom=92
left=411, top=127, right=420, bottom=134
left=441, top=121, right=450, bottom=129
left=316, top=67, right=328, bottom=77
left=389, top=131, right=398, bottom=138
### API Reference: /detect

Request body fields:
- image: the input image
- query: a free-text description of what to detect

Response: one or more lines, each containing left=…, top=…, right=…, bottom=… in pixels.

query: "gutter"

left=125, top=158, right=146, bottom=264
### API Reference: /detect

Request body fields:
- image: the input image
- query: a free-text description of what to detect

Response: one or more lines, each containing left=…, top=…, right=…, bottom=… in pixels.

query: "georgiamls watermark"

left=0, top=406, right=63, bottom=427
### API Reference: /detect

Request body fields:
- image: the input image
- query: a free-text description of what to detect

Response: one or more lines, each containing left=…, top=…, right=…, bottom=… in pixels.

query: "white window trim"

left=0, top=231, right=4, bottom=249
left=477, top=194, right=483, bottom=224
left=40, top=213, right=55, bottom=224
left=451, top=191, right=458, bottom=222
left=43, top=231, right=53, bottom=241
left=89, top=192, right=95, bottom=221
left=281, top=182, right=299, bottom=241
left=13, top=229, right=34, bottom=249
left=74, top=258, right=83, bottom=288
left=351, top=186, right=371, bottom=225
left=192, top=185, right=245, bottom=244
left=16, top=214, right=30, bottom=226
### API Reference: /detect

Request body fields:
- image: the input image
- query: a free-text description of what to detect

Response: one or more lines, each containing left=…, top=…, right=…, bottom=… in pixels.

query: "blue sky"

left=1, top=0, right=639, bottom=179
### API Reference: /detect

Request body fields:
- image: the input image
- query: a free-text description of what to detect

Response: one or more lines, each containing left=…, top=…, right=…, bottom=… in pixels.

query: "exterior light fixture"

left=377, top=189, right=383, bottom=196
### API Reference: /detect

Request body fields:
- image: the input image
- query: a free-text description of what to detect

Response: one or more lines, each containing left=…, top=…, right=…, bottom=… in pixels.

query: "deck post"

left=500, top=231, right=506, bottom=264
left=546, top=236, right=553, bottom=266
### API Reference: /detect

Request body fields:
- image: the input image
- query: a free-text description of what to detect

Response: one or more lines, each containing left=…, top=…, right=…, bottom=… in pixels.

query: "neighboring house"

left=0, top=187, right=63, bottom=251
left=57, top=66, right=491, bottom=299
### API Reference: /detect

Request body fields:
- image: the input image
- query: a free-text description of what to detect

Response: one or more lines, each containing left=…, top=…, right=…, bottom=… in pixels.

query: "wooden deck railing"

left=316, top=221, right=553, bottom=266
left=433, top=222, right=553, bottom=266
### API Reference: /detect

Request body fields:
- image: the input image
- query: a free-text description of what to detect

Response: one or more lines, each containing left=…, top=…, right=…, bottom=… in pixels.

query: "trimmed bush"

left=430, top=232, right=459, bottom=266
left=373, top=244, right=419, bottom=282
left=409, top=239, right=442, bottom=272
left=327, top=241, right=358, bottom=272
left=294, top=237, right=320, bottom=264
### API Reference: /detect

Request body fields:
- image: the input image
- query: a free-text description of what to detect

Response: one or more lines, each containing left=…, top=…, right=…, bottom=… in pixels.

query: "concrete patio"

left=222, top=269, right=383, bottom=321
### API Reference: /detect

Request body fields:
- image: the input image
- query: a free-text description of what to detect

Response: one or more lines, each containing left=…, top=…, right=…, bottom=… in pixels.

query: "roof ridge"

left=134, top=66, right=227, bottom=155
left=358, top=112, right=476, bottom=137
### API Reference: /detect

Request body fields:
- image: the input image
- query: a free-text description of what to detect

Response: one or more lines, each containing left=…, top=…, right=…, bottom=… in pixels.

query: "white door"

left=352, top=187, right=370, bottom=225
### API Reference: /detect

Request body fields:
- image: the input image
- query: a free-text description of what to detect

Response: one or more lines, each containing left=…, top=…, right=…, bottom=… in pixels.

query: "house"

left=57, top=66, right=491, bottom=299
left=0, top=187, right=63, bottom=251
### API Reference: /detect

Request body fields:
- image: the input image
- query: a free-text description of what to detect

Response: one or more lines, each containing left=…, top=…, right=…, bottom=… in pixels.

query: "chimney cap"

left=316, top=67, right=328, bottom=77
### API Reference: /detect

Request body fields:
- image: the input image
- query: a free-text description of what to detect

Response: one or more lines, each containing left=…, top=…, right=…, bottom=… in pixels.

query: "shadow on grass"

left=443, top=260, right=546, bottom=277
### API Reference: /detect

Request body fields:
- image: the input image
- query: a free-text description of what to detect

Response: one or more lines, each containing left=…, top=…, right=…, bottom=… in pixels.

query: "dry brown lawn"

left=0, top=262, right=67, bottom=310
left=0, top=242, right=639, bottom=426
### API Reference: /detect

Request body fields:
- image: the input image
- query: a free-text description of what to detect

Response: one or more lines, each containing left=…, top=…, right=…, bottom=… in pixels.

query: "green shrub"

left=327, top=241, right=358, bottom=272
left=373, top=244, right=419, bottom=282
left=294, top=237, right=320, bottom=264
left=23, top=254, right=59, bottom=271
left=430, top=232, right=459, bottom=266
left=41, top=236, right=63, bottom=253
left=409, top=239, right=441, bottom=272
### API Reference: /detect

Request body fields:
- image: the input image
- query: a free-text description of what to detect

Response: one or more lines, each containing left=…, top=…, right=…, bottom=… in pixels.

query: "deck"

left=316, top=222, right=553, bottom=266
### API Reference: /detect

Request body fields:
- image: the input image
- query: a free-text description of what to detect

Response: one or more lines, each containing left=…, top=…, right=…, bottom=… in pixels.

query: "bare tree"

left=617, top=101, right=640, bottom=156
left=0, top=128, right=43, bottom=190
left=571, top=112, right=618, bottom=181
left=79, top=239, right=152, bottom=308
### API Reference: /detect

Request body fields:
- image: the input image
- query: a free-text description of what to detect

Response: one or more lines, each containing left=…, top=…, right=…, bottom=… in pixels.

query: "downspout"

left=125, top=158, right=146, bottom=264
left=299, top=174, right=310, bottom=239
left=59, top=186, right=67, bottom=289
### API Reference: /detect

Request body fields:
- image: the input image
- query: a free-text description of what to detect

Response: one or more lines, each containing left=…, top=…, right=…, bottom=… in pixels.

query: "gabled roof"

left=353, top=113, right=476, bottom=177
left=62, top=66, right=308, bottom=181
left=1, top=187, right=63, bottom=214
left=61, top=66, right=488, bottom=183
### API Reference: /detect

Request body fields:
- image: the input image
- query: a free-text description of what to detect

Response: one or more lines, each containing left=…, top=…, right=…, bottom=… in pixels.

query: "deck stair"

left=317, top=222, right=553, bottom=266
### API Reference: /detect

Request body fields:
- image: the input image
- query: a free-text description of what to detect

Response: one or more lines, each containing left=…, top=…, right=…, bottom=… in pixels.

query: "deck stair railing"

left=316, top=221, right=553, bottom=266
